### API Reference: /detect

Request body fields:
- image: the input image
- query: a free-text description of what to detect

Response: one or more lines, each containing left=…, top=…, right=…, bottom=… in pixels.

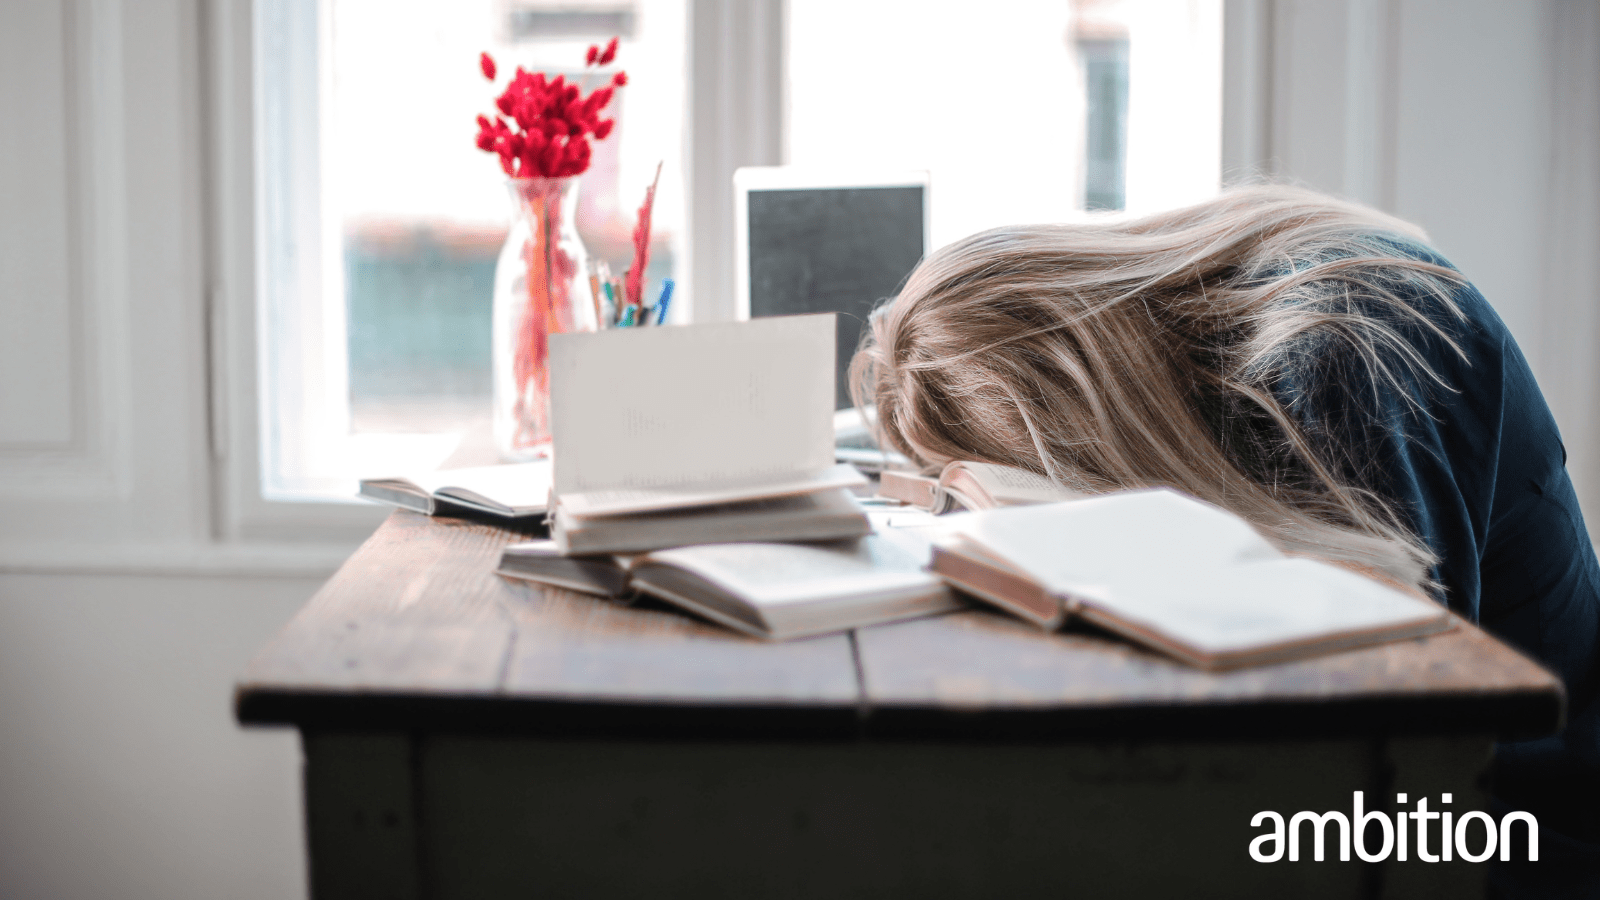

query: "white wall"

left=0, top=2, right=340, bottom=898
left=0, top=573, right=314, bottom=900
left=0, top=2, right=1595, bottom=899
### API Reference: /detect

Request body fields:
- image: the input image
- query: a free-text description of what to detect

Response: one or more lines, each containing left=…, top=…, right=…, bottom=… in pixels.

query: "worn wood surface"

left=237, top=511, right=1563, bottom=739
left=236, top=511, right=860, bottom=734
left=854, top=610, right=1564, bottom=738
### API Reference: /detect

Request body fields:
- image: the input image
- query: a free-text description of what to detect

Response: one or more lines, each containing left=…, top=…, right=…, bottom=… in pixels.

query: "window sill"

left=0, top=537, right=363, bottom=579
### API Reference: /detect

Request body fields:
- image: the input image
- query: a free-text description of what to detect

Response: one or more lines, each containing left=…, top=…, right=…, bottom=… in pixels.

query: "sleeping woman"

left=850, top=184, right=1598, bottom=895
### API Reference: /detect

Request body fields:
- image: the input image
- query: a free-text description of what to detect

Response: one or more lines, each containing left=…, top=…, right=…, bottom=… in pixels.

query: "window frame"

left=207, top=0, right=784, bottom=543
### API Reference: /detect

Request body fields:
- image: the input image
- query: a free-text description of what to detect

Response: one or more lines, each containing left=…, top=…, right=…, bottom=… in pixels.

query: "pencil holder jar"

left=492, top=176, right=599, bottom=460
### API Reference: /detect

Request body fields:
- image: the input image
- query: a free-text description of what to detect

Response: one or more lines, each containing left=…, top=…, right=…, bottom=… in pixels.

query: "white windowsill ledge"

left=0, top=539, right=364, bottom=579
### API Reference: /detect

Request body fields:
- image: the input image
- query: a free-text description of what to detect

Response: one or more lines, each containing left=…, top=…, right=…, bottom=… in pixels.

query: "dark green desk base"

left=305, top=731, right=1495, bottom=899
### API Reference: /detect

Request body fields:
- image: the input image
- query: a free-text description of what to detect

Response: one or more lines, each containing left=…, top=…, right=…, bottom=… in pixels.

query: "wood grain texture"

left=499, top=579, right=859, bottom=706
left=237, top=511, right=859, bottom=732
left=854, top=609, right=1564, bottom=739
left=238, top=512, right=1562, bottom=740
left=238, top=512, right=516, bottom=696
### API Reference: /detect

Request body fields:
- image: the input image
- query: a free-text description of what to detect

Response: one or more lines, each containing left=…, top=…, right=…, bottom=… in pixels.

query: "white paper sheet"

left=548, top=314, right=837, bottom=497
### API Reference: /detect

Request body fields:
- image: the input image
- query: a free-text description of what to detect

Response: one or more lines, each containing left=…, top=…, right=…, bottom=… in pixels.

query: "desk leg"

left=302, top=732, right=421, bottom=900
left=1379, top=735, right=1495, bottom=900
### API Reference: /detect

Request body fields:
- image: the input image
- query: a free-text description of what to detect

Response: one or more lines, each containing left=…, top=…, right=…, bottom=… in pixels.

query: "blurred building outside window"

left=786, top=0, right=1220, bottom=245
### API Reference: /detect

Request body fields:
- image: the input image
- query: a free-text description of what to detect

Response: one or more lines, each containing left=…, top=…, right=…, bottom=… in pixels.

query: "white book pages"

left=1092, top=557, right=1447, bottom=657
left=552, top=488, right=871, bottom=555
left=548, top=315, right=837, bottom=499
left=642, top=539, right=922, bottom=601
left=948, top=462, right=1078, bottom=506
left=959, top=489, right=1282, bottom=603
left=557, top=463, right=865, bottom=519
left=409, top=461, right=553, bottom=513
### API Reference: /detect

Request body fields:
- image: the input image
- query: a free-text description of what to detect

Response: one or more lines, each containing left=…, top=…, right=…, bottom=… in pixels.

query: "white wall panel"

left=0, top=2, right=78, bottom=447
left=1269, top=0, right=1350, bottom=190
left=0, top=0, right=212, bottom=549
left=1392, top=0, right=1548, bottom=348
left=0, top=0, right=134, bottom=503
left=1533, top=1, right=1600, bottom=512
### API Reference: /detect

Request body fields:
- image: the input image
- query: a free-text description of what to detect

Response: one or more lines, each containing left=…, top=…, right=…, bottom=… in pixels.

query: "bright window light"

left=785, top=0, right=1222, bottom=248
left=255, top=0, right=686, bottom=500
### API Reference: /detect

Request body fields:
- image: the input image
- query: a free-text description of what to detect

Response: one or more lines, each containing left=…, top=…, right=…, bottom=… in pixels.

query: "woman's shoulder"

left=1266, top=229, right=1520, bottom=450
left=1360, top=232, right=1508, bottom=341
left=1273, top=229, right=1512, bottom=382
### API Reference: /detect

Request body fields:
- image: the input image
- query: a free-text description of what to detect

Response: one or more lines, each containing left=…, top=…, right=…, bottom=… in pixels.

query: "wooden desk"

left=237, top=511, right=1562, bottom=899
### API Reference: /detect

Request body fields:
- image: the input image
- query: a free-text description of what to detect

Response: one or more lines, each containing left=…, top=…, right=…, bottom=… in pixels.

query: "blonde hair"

left=850, top=184, right=1469, bottom=593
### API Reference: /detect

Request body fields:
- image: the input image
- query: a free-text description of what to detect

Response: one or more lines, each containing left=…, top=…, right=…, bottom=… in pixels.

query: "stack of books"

left=499, top=314, right=965, bottom=640
left=366, top=314, right=959, bottom=641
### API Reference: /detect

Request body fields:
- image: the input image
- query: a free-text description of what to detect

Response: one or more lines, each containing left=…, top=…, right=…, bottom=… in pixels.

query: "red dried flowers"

left=475, top=39, right=626, bottom=179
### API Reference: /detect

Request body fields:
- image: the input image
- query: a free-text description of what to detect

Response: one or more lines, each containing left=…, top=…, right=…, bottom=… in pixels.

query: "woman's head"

left=850, top=184, right=1464, bottom=591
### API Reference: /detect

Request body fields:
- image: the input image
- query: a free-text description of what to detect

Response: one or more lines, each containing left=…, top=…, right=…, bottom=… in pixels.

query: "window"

left=785, top=0, right=1220, bottom=244
left=254, top=0, right=1219, bottom=504
left=255, top=0, right=686, bottom=500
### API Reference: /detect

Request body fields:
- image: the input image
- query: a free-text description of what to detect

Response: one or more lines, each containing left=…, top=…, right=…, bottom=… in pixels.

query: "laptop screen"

left=737, top=171, right=928, bottom=409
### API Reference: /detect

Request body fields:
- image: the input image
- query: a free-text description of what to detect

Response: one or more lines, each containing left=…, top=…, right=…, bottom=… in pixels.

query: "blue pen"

left=654, top=279, right=675, bottom=325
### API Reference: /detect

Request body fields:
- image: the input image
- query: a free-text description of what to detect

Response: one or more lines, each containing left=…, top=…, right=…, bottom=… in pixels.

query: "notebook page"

left=645, top=536, right=941, bottom=608
left=1087, top=557, right=1447, bottom=656
left=412, top=461, right=553, bottom=511
left=549, top=315, right=836, bottom=496
left=950, top=462, right=1079, bottom=505
left=959, top=489, right=1283, bottom=603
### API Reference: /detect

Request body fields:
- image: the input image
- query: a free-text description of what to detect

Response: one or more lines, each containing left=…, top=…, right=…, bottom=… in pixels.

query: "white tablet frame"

left=731, top=166, right=932, bottom=320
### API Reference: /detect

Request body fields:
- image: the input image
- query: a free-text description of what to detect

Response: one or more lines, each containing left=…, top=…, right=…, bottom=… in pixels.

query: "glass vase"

left=492, top=177, right=598, bottom=460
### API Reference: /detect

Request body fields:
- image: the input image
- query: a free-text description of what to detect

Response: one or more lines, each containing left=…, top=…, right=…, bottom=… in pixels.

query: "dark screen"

left=747, top=186, right=925, bottom=409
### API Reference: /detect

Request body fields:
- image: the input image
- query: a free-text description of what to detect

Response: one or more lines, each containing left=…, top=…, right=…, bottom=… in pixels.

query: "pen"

left=654, top=279, right=674, bottom=325
left=588, top=273, right=603, bottom=327
left=619, top=304, right=636, bottom=327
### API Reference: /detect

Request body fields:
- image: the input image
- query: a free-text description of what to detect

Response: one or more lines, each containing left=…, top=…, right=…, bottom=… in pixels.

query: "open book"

left=497, top=523, right=960, bottom=641
left=879, top=461, right=1080, bottom=513
left=545, top=314, right=868, bottom=553
left=930, top=489, right=1454, bottom=670
left=358, top=461, right=552, bottom=520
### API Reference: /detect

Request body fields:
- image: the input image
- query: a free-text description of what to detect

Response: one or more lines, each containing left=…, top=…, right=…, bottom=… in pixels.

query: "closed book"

left=549, top=487, right=870, bottom=556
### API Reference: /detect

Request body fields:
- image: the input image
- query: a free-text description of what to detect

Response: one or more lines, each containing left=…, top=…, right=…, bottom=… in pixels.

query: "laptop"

left=734, top=167, right=928, bottom=470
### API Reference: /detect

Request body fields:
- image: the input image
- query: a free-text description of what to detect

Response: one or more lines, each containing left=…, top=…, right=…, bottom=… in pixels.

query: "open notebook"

left=498, top=511, right=959, bottom=640
left=930, top=489, right=1454, bottom=670
left=358, top=461, right=552, bottom=520
left=544, top=314, right=868, bottom=553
